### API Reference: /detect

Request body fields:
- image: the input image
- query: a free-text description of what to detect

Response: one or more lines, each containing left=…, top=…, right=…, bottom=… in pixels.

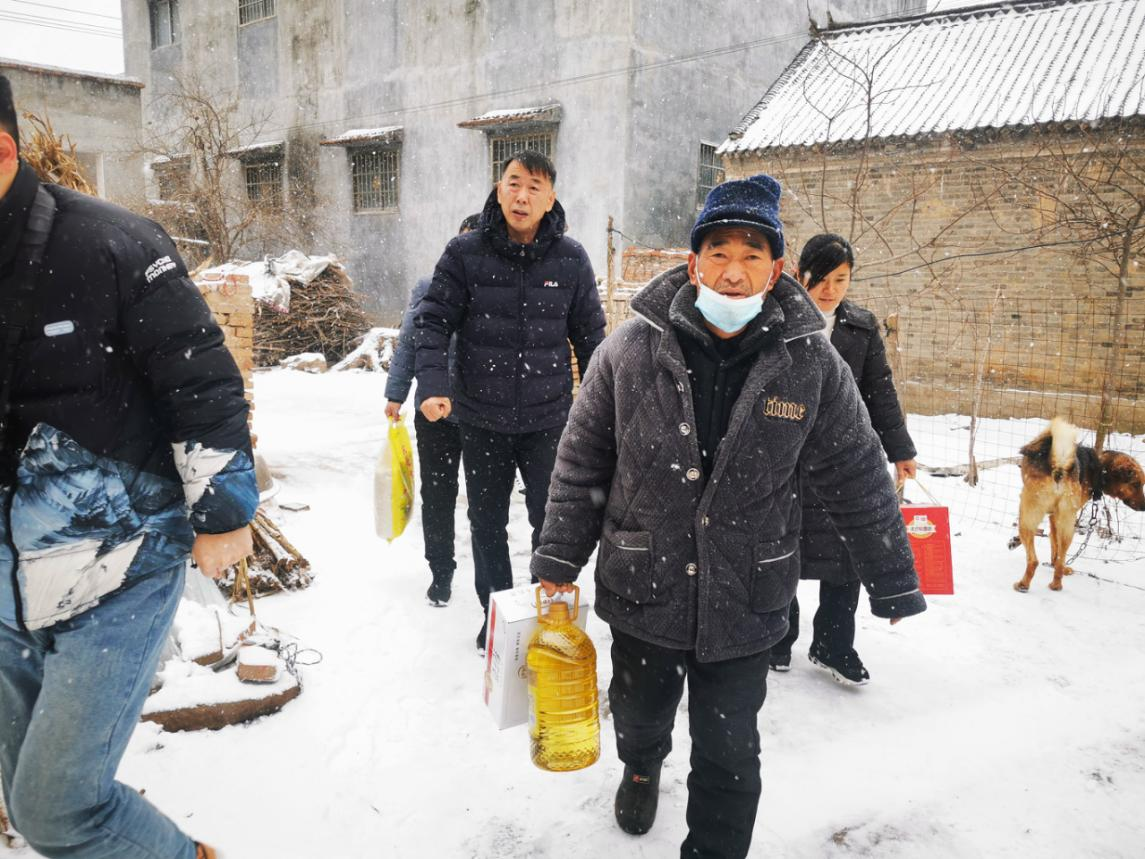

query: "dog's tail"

left=1049, top=417, right=1078, bottom=482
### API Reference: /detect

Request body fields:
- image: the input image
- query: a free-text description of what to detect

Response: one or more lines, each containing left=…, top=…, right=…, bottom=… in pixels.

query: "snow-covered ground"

left=12, top=368, right=1145, bottom=858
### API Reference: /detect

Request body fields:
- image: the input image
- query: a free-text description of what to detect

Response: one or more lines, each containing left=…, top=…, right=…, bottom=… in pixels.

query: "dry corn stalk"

left=20, top=112, right=95, bottom=194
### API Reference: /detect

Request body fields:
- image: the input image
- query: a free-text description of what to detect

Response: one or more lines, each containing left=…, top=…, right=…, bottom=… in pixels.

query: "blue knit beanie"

left=690, top=173, right=784, bottom=258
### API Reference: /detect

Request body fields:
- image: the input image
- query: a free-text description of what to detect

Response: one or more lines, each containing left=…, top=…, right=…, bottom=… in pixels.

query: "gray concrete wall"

left=333, top=0, right=632, bottom=316
left=121, top=0, right=924, bottom=317
left=0, top=60, right=144, bottom=203
left=622, top=0, right=925, bottom=255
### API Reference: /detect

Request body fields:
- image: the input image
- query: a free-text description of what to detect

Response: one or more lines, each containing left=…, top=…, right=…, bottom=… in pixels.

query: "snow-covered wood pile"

left=197, top=252, right=376, bottom=367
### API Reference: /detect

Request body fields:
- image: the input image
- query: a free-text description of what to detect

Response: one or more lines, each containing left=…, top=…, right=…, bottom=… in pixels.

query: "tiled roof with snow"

left=227, top=140, right=284, bottom=157
left=721, top=0, right=1145, bottom=154
left=457, top=104, right=562, bottom=128
left=320, top=126, right=404, bottom=146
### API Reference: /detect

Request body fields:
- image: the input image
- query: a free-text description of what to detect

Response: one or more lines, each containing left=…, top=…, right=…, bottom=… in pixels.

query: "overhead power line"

left=254, top=30, right=808, bottom=140
left=10, top=0, right=122, bottom=22
left=0, top=10, right=121, bottom=37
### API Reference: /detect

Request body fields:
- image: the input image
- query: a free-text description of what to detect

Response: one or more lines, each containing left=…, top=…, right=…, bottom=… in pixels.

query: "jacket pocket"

left=596, top=528, right=654, bottom=604
left=14, top=322, right=104, bottom=401
left=750, top=532, right=800, bottom=613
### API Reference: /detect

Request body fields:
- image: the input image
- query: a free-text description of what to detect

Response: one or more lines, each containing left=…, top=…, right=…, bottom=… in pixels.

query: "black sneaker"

left=426, top=579, right=451, bottom=607
left=769, top=652, right=792, bottom=673
left=808, top=644, right=869, bottom=686
left=476, top=618, right=488, bottom=654
left=614, top=763, right=661, bottom=835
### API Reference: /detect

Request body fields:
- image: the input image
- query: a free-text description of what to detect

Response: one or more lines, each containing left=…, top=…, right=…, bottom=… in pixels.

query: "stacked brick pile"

left=195, top=273, right=255, bottom=439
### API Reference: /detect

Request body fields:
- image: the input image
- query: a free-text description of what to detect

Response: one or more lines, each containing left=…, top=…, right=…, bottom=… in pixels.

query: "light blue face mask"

left=694, top=270, right=768, bottom=334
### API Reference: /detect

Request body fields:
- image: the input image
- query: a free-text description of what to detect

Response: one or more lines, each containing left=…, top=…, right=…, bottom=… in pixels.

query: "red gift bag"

left=899, top=479, right=954, bottom=595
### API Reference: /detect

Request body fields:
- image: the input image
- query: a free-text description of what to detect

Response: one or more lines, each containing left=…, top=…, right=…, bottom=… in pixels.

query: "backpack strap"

left=0, top=185, right=58, bottom=456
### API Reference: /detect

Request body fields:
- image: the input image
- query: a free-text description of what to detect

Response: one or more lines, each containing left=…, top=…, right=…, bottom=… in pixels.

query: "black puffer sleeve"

left=111, top=218, right=258, bottom=535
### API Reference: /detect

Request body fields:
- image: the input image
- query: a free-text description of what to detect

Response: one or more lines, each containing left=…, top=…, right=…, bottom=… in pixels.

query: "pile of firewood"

left=254, top=264, right=375, bottom=366
left=219, top=509, right=312, bottom=598
left=20, top=112, right=95, bottom=194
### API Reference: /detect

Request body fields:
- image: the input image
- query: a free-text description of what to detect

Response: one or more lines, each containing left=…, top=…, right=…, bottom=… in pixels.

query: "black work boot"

left=426, top=577, right=452, bottom=607
left=614, top=763, right=661, bottom=835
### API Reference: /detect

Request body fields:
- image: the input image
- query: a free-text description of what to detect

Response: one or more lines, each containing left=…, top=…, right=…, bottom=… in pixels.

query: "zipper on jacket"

left=514, top=264, right=525, bottom=427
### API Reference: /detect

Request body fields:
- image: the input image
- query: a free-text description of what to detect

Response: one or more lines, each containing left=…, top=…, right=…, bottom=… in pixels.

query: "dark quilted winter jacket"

left=413, top=189, right=605, bottom=434
left=530, top=266, right=925, bottom=662
left=801, top=299, right=917, bottom=584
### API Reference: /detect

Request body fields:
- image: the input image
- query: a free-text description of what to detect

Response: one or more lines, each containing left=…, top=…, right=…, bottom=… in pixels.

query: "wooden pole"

left=1094, top=215, right=1139, bottom=454
left=606, top=215, right=616, bottom=333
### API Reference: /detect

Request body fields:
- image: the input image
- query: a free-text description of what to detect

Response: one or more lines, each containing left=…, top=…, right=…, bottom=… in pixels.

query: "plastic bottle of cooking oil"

left=526, top=586, right=600, bottom=772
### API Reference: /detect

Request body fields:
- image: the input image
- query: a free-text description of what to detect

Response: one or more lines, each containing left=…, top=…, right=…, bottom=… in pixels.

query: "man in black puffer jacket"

left=415, top=150, right=605, bottom=649
left=0, top=76, right=254, bottom=859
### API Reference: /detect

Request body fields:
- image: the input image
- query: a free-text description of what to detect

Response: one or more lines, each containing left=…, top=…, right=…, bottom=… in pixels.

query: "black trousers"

left=459, top=423, right=562, bottom=609
left=414, top=413, right=463, bottom=584
left=609, top=628, right=769, bottom=859
left=774, top=578, right=862, bottom=658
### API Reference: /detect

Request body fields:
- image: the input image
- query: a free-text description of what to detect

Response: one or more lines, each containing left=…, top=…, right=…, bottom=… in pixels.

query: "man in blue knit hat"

left=531, top=173, right=925, bottom=858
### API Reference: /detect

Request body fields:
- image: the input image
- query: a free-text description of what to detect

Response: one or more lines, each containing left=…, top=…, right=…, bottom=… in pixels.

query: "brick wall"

left=195, top=273, right=256, bottom=439
left=720, top=131, right=1145, bottom=431
left=598, top=247, right=690, bottom=331
left=621, top=248, right=689, bottom=283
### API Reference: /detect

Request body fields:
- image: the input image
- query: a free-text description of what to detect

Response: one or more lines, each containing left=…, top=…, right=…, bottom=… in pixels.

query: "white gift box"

left=482, top=583, right=593, bottom=730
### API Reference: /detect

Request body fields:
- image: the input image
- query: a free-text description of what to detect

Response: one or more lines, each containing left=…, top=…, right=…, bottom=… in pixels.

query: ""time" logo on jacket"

left=763, top=396, right=806, bottom=421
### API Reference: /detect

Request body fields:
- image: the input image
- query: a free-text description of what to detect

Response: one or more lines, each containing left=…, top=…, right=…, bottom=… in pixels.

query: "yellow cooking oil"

left=526, top=594, right=600, bottom=772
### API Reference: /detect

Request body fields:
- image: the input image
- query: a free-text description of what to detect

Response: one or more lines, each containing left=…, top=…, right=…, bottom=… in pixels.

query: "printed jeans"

left=0, top=562, right=196, bottom=859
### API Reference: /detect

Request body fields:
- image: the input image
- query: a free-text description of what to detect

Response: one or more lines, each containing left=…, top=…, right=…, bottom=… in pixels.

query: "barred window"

left=697, top=142, right=725, bottom=208
left=490, top=131, right=555, bottom=186
left=351, top=147, right=400, bottom=212
left=153, top=160, right=189, bottom=201
left=150, top=0, right=180, bottom=48
left=244, top=159, right=282, bottom=208
left=239, top=0, right=275, bottom=25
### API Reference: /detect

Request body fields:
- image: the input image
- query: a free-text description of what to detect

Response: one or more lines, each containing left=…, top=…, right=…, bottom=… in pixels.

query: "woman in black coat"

left=771, top=234, right=917, bottom=685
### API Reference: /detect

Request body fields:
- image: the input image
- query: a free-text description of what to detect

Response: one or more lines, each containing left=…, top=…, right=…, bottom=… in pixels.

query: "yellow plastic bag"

left=374, top=419, right=415, bottom=541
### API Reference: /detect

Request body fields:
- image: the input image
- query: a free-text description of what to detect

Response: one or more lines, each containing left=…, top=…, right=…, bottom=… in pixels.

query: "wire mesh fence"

left=871, top=293, right=1145, bottom=569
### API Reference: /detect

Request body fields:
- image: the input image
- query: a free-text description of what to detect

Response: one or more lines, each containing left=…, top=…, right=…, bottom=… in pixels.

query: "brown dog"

left=1014, top=418, right=1145, bottom=592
